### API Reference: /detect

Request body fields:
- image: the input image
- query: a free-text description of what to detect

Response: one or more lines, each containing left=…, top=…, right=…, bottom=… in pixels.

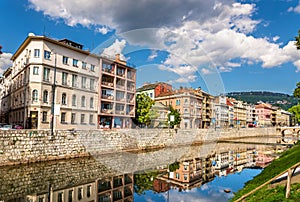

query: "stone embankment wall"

left=0, top=128, right=276, bottom=166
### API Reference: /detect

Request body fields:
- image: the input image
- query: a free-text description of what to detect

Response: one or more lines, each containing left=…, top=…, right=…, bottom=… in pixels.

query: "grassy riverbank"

left=231, top=141, right=300, bottom=201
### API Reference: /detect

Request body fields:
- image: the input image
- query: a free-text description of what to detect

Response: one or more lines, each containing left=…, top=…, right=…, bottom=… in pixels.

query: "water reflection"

left=0, top=137, right=287, bottom=202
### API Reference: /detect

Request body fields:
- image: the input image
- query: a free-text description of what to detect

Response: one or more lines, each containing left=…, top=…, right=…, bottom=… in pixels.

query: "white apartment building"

left=1, top=35, right=136, bottom=130
left=213, top=95, right=229, bottom=128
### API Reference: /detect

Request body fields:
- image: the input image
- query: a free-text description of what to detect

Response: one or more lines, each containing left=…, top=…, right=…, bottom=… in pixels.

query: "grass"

left=243, top=183, right=300, bottom=202
left=231, top=141, right=300, bottom=201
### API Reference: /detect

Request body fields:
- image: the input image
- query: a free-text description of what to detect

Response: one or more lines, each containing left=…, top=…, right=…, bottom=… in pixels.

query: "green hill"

left=226, top=91, right=298, bottom=110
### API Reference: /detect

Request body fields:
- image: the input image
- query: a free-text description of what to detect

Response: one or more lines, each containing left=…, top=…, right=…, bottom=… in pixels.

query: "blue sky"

left=1, top=0, right=300, bottom=95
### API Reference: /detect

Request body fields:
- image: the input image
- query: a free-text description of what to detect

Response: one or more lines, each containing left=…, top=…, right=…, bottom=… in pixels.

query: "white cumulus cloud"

left=0, top=53, right=13, bottom=75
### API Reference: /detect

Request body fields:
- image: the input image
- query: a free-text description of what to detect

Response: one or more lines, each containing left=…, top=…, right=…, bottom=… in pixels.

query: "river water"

left=0, top=137, right=288, bottom=202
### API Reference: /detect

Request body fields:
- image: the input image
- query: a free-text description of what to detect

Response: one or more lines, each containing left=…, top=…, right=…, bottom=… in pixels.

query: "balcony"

left=116, top=84, right=125, bottom=90
left=102, top=81, right=114, bottom=88
left=113, top=177, right=123, bottom=188
left=115, top=110, right=125, bottom=115
left=124, top=174, right=133, bottom=184
left=101, top=95, right=114, bottom=100
left=101, top=109, right=113, bottom=114
left=116, top=97, right=125, bottom=102
left=98, top=180, right=112, bottom=192
left=102, top=68, right=114, bottom=74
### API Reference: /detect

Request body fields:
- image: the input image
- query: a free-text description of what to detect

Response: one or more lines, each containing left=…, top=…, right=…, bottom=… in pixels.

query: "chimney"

left=115, top=54, right=127, bottom=65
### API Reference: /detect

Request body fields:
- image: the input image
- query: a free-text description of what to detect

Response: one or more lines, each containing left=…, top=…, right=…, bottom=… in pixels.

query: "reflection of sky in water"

left=134, top=168, right=262, bottom=202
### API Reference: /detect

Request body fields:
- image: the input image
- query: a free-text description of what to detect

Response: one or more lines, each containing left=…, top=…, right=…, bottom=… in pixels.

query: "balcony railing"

left=101, top=109, right=113, bottom=114
left=102, top=95, right=114, bottom=100
left=102, top=82, right=114, bottom=87
left=102, top=68, right=114, bottom=74
left=116, top=84, right=125, bottom=90
left=115, top=110, right=125, bottom=115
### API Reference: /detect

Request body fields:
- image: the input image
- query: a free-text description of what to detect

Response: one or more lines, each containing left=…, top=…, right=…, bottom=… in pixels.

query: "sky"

left=1, top=0, right=300, bottom=95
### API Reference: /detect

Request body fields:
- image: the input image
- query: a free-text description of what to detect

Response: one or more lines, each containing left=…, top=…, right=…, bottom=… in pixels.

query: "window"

left=81, top=77, right=86, bottom=88
left=72, top=74, right=78, bottom=87
left=78, top=188, right=83, bottom=200
left=185, top=98, right=188, bottom=103
left=63, top=56, right=69, bottom=64
left=73, top=59, right=78, bottom=67
left=184, top=165, right=188, bottom=170
left=61, top=112, right=66, bottom=123
left=62, top=93, right=67, bottom=105
left=34, top=49, right=40, bottom=58
left=43, top=90, right=48, bottom=103
left=72, top=94, right=77, bottom=106
left=44, top=50, right=51, bottom=60
left=32, top=89, right=38, bottom=101
left=184, top=174, right=188, bottom=180
left=82, top=61, right=87, bottom=69
left=33, top=66, right=39, bottom=75
left=176, top=173, right=180, bottom=179
left=38, top=197, right=44, bottom=202
left=80, top=114, right=85, bottom=124
left=81, top=96, right=86, bottom=107
left=87, top=185, right=91, bottom=197
left=90, top=79, right=95, bottom=90
left=176, top=100, right=181, bottom=106
left=43, top=67, right=50, bottom=82
left=68, top=190, right=73, bottom=202
left=89, top=114, right=94, bottom=124
left=62, top=72, right=68, bottom=85
left=90, top=97, right=94, bottom=108
left=90, top=64, right=95, bottom=71
left=57, top=192, right=63, bottom=202
left=42, top=111, right=47, bottom=122
left=149, top=93, right=153, bottom=98
left=71, top=113, right=76, bottom=124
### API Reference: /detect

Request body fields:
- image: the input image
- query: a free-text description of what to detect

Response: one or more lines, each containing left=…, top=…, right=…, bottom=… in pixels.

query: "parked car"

left=13, top=125, right=23, bottom=129
left=0, top=125, right=13, bottom=130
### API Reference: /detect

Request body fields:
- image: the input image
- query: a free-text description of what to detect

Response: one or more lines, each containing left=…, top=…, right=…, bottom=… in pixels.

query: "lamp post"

left=50, top=51, right=57, bottom=136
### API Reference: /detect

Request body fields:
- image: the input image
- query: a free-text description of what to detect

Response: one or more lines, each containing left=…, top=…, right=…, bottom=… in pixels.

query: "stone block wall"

left=0, top=127, right=276, bottom=166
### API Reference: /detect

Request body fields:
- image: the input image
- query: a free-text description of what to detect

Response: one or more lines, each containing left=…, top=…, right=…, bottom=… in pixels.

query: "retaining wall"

left=0, top=127, right=276, bottom=166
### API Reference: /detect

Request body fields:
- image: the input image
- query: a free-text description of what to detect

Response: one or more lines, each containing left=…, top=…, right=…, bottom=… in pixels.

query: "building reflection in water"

left=26, top=174, right=133, bottom=202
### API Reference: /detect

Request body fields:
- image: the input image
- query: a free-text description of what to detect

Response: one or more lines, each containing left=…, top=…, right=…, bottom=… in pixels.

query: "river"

left=0, top=137, right=288, bottom=202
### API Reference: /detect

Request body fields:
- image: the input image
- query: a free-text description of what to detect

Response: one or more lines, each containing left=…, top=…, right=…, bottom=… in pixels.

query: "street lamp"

left=50, top=51, right=57, bottom=136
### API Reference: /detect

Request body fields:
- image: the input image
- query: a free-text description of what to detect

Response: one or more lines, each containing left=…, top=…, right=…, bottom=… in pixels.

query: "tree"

left=168, top=105, right=181, bottom=128
left=134, top=171, right=158, bottom=195
left=293, top=82, right=300, bottom=102
left=135, top=93, right=155, bottom=127
left=288, top=105, right=300, bottom=124
left=295, top=30, right=300, bottom=50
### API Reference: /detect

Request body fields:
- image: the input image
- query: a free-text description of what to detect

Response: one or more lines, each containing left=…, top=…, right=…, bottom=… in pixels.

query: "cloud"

left=0, top=53, right=13, bottom=75
left=288, top=2, right=300, bottom=13
left=28, top=0, right=300, bottom=82
left=148, top=51, right=158, bottom=61
left=95, top=26, right=111, bottom=35
left=101, top=39, right=127, bottom=60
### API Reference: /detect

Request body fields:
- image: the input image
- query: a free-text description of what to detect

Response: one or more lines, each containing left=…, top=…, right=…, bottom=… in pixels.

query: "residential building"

left=136, top=82, right=172, bottom=100
left=202, top=91, right=213, bottom=128
left=213, top=95, right=229, bottom=128
left=0, top=35, right=136, bottom=130
left=155, top=87, right=205, bottom=129
left=99, top=54, right=136, bottom=129
left=227, top=98, right=234, bottom=127
left=245, top=103, right=257, bottom=126
left=255, top=103, right=273, bottom=127
left=228, top=98, right=247, bottom=127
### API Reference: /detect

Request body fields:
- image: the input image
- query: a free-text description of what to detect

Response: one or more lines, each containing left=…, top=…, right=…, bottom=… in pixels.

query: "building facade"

left=1, top=35, right=136, bottom=130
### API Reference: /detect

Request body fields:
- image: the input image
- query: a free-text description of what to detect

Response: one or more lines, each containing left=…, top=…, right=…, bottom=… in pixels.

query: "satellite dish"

left=28, top=33, right=35, bottom=36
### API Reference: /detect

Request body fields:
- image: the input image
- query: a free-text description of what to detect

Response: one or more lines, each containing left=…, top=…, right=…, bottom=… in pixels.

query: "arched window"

left=72, top=94, right=77, bottom=106
left=90, top=97, right=94, bottom=108
left=43, top=90, right=48, bottom=103
left=62, top=93, right=67, bottom=105
left=32, top=89, right=38, bottom=101
left=81, top=96, right=86, bottom=107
